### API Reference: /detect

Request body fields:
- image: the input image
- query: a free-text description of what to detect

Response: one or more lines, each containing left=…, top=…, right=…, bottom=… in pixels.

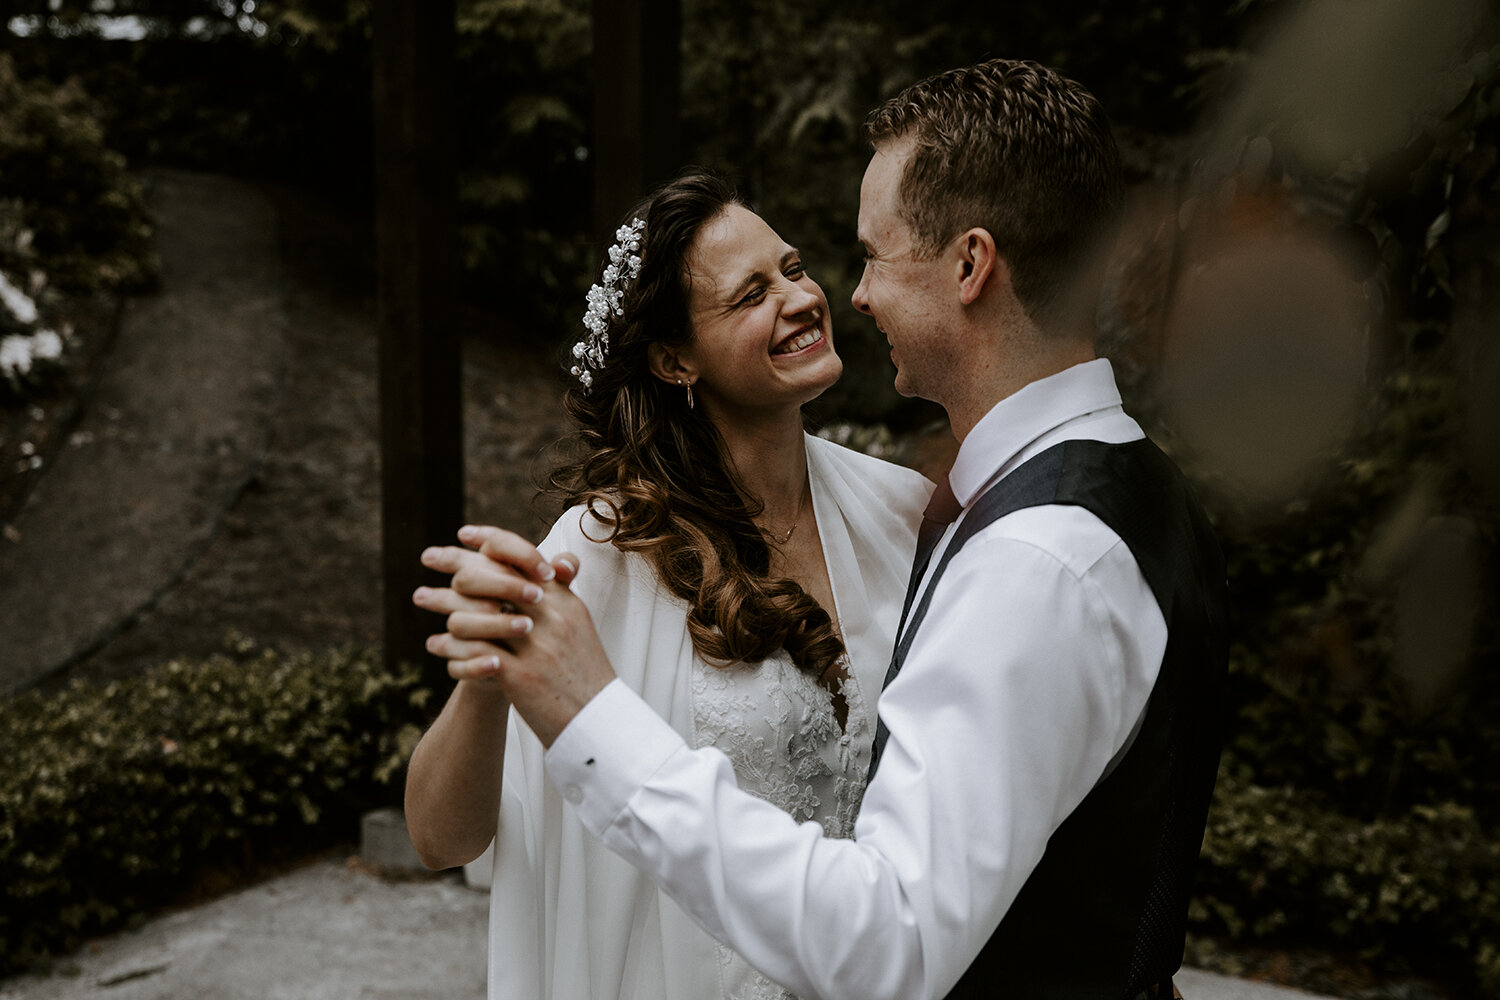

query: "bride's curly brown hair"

left=550, top=172, right=845, bottom=680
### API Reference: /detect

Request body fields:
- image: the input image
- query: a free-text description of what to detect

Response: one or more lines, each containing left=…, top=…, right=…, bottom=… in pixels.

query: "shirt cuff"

left=543, top=678, right=687, bottom=836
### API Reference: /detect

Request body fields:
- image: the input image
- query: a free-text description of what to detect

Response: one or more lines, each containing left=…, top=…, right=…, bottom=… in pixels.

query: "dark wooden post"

left=373, top=0, right=462, bottom=690
left=592, top=0, right=682, bottom=242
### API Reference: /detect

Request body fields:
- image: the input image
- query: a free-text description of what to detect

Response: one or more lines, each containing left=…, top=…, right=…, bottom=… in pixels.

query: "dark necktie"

left=916, top=474, right=962, bottom=575
left=895, top=474, right=963, bottom=643
left=870, top=474, right=964, bottom=779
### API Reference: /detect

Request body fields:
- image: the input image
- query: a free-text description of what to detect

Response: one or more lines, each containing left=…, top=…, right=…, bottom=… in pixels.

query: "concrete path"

left=0, top=170, right=286, bottom=692
left=0, top=854, right=1329, bottom=1000
left=0, top=857, right=486, bottom=1000
left=1174, top=968, right=1329, bottom=1000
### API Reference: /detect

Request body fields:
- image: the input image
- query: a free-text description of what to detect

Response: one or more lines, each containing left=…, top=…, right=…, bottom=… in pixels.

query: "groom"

left=424, top=59, right=1227, bottom=1000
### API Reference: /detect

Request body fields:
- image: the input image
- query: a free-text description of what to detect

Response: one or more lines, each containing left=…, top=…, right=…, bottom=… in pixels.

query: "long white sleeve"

left=546, top=506, right=1166, bottom=1000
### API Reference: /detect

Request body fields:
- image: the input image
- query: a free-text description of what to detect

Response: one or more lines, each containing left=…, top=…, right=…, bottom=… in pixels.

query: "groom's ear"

left=955, top=228, right=1002, bottom=306
left=647, top=342, right=697, bottom=386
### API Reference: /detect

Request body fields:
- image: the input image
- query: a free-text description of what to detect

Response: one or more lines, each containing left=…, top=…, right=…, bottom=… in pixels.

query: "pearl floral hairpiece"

left=570, top=218, right=645, bottom=390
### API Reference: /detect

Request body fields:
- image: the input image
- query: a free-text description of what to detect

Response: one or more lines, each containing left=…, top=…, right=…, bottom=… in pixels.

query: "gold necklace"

left=760, top=485, right=810, bottom=545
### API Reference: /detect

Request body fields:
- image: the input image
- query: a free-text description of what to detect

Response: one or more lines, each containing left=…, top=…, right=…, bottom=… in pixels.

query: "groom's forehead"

left=857, top=190, right=912, bottom=249
left=860, top=144, right=911, bottom=212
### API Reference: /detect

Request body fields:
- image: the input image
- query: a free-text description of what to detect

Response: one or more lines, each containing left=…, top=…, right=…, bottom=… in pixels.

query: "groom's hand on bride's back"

left=415, top=525, right=613, bottom=746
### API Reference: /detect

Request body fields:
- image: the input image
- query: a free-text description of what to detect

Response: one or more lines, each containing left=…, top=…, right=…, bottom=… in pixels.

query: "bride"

left=404, top=171, right=930, bottom=1000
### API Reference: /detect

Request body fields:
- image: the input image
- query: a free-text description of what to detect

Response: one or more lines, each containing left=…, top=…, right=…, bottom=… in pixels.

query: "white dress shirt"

left=545, top=359, right=1169, bottom=1000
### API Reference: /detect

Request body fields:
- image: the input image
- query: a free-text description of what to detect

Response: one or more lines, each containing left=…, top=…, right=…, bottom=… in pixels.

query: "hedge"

left=0, top=639, right=429, bottom=975
left=1193, top=759, right=1500, bottom=996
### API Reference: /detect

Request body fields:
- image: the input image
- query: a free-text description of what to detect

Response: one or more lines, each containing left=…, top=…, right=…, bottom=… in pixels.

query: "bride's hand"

left=463, top=524, right=581, bottom=584
left=410, top=584, right=523, bottom=680
left=414, top=526, right=559, bottom=669
left=417, top=530, right=615, bottom=745
left=417, top=526, right=580, bottom=628
left=415, top=526, right=588, bottom=687
left=424, top=525, right=579, bottom=592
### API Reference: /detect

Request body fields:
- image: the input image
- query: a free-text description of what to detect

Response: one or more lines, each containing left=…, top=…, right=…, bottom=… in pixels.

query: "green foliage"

left=1194, top=760, right=1500, bottom=995
left=1177, top=350, right=1499, bottom=817
left=1172, top=27, right=1500, bottom=825
left=450, top=0, right=593, bottom=320
left=0, top=54, right=156, bottom=297
left=0, top=640, right=430, bottom=975
left=1144, top=15, right=1500, bottom=994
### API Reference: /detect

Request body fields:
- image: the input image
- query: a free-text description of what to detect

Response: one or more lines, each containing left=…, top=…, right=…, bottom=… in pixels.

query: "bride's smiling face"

left=674, top=205, right=841, bottom=416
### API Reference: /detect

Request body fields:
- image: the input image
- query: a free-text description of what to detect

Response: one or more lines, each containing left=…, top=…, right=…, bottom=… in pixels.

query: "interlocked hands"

left=413, top=526, right=616, bottom=746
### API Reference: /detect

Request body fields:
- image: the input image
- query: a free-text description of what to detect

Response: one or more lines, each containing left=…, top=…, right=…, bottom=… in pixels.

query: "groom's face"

left=852, top=140, right=955, bottom=404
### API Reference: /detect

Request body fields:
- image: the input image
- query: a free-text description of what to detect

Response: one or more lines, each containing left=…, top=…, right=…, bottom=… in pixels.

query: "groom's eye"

left=785, top=262, right=807, bottom=280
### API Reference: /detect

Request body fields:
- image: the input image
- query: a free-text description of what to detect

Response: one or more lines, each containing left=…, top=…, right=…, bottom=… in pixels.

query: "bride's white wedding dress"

left=482, top=434, right=927, bottom=1000
left=689, top=642, right=875, bottom=999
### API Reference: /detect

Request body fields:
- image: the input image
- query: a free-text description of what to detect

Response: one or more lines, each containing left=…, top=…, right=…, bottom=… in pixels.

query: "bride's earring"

left=677, top=378, right=695, bottom=410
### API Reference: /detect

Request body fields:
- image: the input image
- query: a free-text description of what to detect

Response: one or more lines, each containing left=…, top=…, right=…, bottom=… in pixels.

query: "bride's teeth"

left=774, top=329, right=820, bottom=355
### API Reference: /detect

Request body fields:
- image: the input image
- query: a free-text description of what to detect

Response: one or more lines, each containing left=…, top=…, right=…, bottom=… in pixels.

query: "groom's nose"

left=851, top=267, right=872, bottom=315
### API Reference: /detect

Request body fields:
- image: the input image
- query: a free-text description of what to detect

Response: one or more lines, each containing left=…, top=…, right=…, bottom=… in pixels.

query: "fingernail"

left=413, top=586, right=430, bottom=600
left=535, top=561, right=555, bottom=581
left=514, top=617, right=534, bottom=636
left=458, top=525, right=479, bottom=543
left=421, top=547, right=439, bottom=563
left=483, top=656, right=501, bottom=672
left=521, top=583, right=543, bottom=604
left=425, top=635, right=440, bottom=652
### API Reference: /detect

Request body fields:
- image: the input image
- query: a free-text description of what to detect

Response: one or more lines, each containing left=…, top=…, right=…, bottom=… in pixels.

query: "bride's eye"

left=738, top=285, right=767, bottom=306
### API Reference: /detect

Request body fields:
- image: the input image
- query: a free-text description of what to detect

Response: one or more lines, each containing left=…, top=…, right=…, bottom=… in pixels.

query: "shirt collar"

left=947, top=358, right=1124, bottom=506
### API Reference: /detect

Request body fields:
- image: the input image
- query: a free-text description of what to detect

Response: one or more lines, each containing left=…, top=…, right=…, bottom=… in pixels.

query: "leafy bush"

left=1193, top=759, right=1500, bottom=996
left=0, top=54, right=156, bottom=298
left=1191, top=16, right=1500, bottom=821
left=0, top=199, right=73, bottom=399
left=1199, top=359, right=1500, bottom=828
left=0, top=640, right=430, bottom=975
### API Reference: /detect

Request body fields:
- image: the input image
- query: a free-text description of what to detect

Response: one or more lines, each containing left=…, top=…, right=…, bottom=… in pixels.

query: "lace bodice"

left=690, top=652, right=874, bottom=1000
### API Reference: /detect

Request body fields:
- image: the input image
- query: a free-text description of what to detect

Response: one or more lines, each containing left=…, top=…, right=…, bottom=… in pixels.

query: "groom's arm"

left=467, top=520, right=1165, bottom=1000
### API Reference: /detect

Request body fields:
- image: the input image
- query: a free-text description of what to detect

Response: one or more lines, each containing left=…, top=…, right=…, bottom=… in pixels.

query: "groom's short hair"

left=865, top=58, right=1125, bottom=334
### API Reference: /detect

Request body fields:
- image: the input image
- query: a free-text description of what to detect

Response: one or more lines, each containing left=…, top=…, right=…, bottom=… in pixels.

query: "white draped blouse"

left=484, top=433, right=929, bottom=1000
